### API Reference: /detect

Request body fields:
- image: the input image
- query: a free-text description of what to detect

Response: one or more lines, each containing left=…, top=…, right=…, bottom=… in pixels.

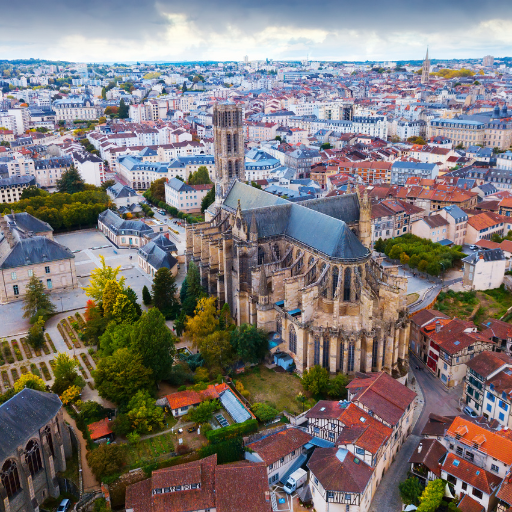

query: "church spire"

left=421, top=48, right=430, bottom=85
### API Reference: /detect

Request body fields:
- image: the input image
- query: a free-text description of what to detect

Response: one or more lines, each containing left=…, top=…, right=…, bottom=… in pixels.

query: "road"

left=408, top=278, right=462, bottom=314
left=369, top=355, right=461, bottom=512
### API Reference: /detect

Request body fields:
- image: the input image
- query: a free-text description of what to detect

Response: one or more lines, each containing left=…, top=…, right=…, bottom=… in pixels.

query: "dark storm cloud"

left=1, top=0, right=512, bottom=59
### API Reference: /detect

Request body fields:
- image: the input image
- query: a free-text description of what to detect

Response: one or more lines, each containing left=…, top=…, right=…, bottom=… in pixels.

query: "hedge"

left=200, top=437, right=244, bottom=464
left=206, top=419, right=258, bottom=444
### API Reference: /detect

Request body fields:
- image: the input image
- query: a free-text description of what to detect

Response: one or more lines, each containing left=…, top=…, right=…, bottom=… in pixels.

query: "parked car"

left=187, top=426, right=197, bottom=433
left=57, top=499, right=71, bottom=512
left=158, top=210, right=167, bottom=215
left=469, top=245, right=478, bottom=250
left=463, top=406, right=477, bottom=417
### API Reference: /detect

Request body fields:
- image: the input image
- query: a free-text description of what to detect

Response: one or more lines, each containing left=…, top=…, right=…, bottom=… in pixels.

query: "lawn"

left=435, top=286, right=512, bottom=324
left=236, top=365, right=312, bottom=415
left=125, top=433, right=175, bottom=469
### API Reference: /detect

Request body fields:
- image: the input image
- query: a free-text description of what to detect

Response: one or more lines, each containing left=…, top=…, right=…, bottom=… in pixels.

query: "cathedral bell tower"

left=358, top=188, right=372, bottom=249
left=213, top=102, right=245, bottom=207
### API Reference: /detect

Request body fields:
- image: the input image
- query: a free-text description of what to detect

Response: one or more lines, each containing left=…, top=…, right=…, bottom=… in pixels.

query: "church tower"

left=213, top=102, right=245, bottom=206
left=358, top=188, right=372, bottom=248
left=421, top=48, right=430, bottom=85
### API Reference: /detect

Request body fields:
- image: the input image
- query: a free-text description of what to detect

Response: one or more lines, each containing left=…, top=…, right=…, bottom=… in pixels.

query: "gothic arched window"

left=313, top=335, right=320, bottom=366
left=339, top=342, right=344, bottom=372
left=332, top=267, right=339, bottom=298
left=228, top=160, right=233, bottom=178
left=1, top=460, right=21, bottom=498
left=274, top=244, right=280, bottom=260
left=43, top=425, right=54, bottom=457
left=372, top=339, right=379, bottom=369
left=289, top=325, right=297, bottom=354
left=258, top=247, right=265, bottom=265
left=323, top=335, right=330, bottom=369
left=25, top=440, right=43, bottom=476
left=344, top=267, right=351, bottom=301
left=347, top=341, right=355, bottom=373
left=276, top=316, right=282, bottom=336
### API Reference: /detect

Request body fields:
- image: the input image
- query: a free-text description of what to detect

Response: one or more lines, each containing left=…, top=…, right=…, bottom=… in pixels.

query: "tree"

left=188, top=399, right=220, bottom=424
left=84, top=300, right=108, bottom=344
left=186, top=261, right=203, bottom=302
left=118, top=98, right=129, bottom=119
left=407, top=136, right=426, bottom=146
left=399, top=477, right=423, bottom=506
left=142, top=285, right=152, bottom=305
left=126, top=390, right=165, bottom=434
left=94, top=348, right=154, bottom=404
left=149, top=177, right=166, bottom=203
left=229, top=324, right=268, bottom=363
left=51, top=352, right=85, bottom=395
left=98, top=116, right=107, bottom=124
left=112, top=293, right=138, bottom=324
left=174, top=310, right=186, bottom=337
left=124, top=287, right=142, bottom=317
left=296, top=392, right=307, bottom=413
left=60, top=385, right=81, bottom=405
left=185, top=297, right=219, bottom=347
left=327, top=373, right=349, bottom=399
left=86, top=443, right=126, bottom=481
left=320, top=143, right=332, bottom=150
left=201, top=185, right=215, bottom=213
left=200, top=331, right=234, bottom=371
left=98, top=322, right=132, bottom=356
left=84, top=255, right=126, bottom=302
left=101, top=179, right=116, bottom=190
left=374, top=237, right=386, bottom=253
left=102, top=279, right=123, bottom=317
left=27, top=317, right=45, bottom=349
left=188, top=166, right=212, bottom=185
left=252, top=403, right=279, bottom=422
left=301, top=365, right=330, bottom=396
left=23, top=274, right=56, bottom=322
left=21, top=186, right=48, bottom=200
left=13, top=372, right=46, bottom=393
left=130, top=308, right=176, bottom=382
left=56, top=165, right=85, bottom=194
left=400, top=252, right=410, bottom=265
left=152, top=268, right=179, bottom=318
left=417, top=479, right=445, bottom=512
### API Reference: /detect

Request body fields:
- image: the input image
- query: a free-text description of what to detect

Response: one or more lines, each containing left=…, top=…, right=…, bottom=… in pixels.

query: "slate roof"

left=307, top=447, right=374, bottom=493
left=5, top=212, right=52, bottom=234
left=138, top=234, right=178, bottom=271
left=0, top=175, right=36, bottom=188
left=107, top=183, right=139, bottom=199
left=462, top=248, right=505, bottom=265
left=0, top=388, right=62, bottom=461
left=0, top=235, right=74, bottom=269
left=98, top=209, right=153, bottom=237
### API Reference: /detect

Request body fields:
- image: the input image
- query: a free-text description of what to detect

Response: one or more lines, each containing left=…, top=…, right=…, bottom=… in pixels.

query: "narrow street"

left=369, top=355, right=461, bottom=512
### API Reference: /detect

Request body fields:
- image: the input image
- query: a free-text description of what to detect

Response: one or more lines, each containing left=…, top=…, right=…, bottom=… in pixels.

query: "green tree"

left=320, top=142, right=332, bottom=150
left=94, top=348, right=154, bottom=404
left=201, top=185, right=215, bottom=213
left=149, top=177, right=167, bottom=203
left=130, top=308, right=176, bottom=382
left=188, top=166, right=212, bottom=185
left=102, top=279, right=123, bottom=317
left=151, top=267, right=179, bottom=319
left=327, top=373, right=349, bottom=399
left=112, top=293, right=138, bottom=324
left=22, top=274, right=56, bottom=322
left=400, top=252, right=410, bottom=265
left=84, top=255, right=126, bottom=302
left=27, top=317, right=46, bottom=349
left=229, top=324, right=268, bottom=363
left=101, top=179, right=116, bottom=190
left=417, top=479, right=445, bottom=512
left=98, top=322, right=132, bottom=356
left=56, top=165, right=85, bottom=194
left=399, top=477, right=423, bottom=506
left=20, top=186, right=48, bottom=200
left=417, top=259, right=429, bottom=272
left=126, top=390, right=165, bottom=434
left=199, top=330, right=234, bottom=371
left=118, top=98, right=129, bottom=119
left=86, top=443, right=126, bottom=481
left=188, top=399, right=220, bottom=424
left=142, top=285, right=152, bottom=305
left=186, top=261, right=203, bottom=303
left=124, top=287, right=142, bottom=317
left=252, top=403, right=279, bottom=422
left=374, top=238, right=386, bottom=253
left=302, top=365, right=330, bottom=396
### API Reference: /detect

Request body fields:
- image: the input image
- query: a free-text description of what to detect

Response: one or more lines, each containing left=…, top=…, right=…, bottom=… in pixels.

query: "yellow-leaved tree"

left=83, top=255, right=125, bottom=302
left=185, top=296, right=218, bottom=348
left=14, top=372, right=46, bottom=393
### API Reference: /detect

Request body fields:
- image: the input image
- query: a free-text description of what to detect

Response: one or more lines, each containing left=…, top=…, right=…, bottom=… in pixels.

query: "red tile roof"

left=246, top=427, right=312, bottom=466
left=457, top=494, right=485, bottom=512
left=88, top=418, right=113, bottom=440
left=408, top=439, right=447, bottom=477
left=166, top=383, right=229, bottom=410
left=442, top=453, right=501, bottom=495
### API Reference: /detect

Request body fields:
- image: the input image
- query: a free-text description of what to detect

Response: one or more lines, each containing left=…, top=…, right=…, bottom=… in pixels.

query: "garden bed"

left=20, top=366, right=28, bottom=375
left=57, top=323, right=73, bottom=350
left=2, top=340, right=15, bottom=364
left=30, top=363, right=41, bottom=378
left=10, top=368, right=19, bottom=382
left=11, top=340, right=23, bottom=361
left=80, top=353, right=94, bottom=372
left=39, top=362, right=52, bottom=381
left=20, top=338, right=33, bottom=359
left=45, top=333, right=57, bottom=353
left=61, top=319, right=81, bottom=349
left=1, top=370, right=11, bottom=389
left=125, top=434, right=175, bottom=469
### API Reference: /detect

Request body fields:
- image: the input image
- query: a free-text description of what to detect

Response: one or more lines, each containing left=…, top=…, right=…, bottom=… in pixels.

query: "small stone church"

left=186, top=182, right=410, bottom=376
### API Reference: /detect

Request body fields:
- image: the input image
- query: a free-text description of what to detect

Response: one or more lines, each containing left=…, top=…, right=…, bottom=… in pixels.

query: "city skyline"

left=1, top=0, right=512, bottom=62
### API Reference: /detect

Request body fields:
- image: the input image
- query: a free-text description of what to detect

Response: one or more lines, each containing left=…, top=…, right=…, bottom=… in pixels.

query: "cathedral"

left=185, top=103, right=410, bottom=376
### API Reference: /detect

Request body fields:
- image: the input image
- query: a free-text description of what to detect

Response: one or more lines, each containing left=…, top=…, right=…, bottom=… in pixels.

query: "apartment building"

left=338, top=161, right=392, bottom=185
left=0, top=175, right=36, bottom=203
left=164, top=178, right=212, bottom=213
left=466, top=212, right=506, bottom=244
left=462, top=249, right=506, bottom=290
left=52, top=94, right=103, bottom=122
left=72, top=152, right=105, bottom=187
left=437, top=205, right=468, bottom=246
left=411, top=214, right=450, bottom=243
left=390, top=162, right=439, bottom=186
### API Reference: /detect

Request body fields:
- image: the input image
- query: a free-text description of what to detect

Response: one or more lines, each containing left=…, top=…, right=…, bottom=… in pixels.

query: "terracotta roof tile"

left=88, top=418, right=113, bottom=440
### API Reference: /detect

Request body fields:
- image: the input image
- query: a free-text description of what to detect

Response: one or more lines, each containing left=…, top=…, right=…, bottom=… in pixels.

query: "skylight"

left=360, top=417, right=366, bottom=423
left=453, top=460, right=460, bottom=467
left=320, top=407, right=326, bottom=412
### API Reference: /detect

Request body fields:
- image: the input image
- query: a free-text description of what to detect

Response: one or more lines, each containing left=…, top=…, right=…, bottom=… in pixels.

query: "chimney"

left=418, top=443, right=423, bottom=454
left=479, top=252, right=484, bottom=260
left=435, top=321, right=441, bottom=333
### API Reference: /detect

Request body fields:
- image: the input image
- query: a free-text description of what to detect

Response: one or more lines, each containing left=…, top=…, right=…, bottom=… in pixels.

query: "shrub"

left=86, top=443, right=126, bottom=481
left=206, top=419, right=258, bottom=444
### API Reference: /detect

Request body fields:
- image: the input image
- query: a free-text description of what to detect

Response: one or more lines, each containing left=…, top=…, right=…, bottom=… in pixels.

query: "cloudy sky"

left=1, top=0, right=512, bottom=62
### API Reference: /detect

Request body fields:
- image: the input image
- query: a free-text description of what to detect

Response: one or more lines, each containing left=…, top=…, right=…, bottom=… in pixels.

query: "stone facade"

left=0, top=390, right=72, bottom=512
left=186, top=183, right=409, bottom=376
